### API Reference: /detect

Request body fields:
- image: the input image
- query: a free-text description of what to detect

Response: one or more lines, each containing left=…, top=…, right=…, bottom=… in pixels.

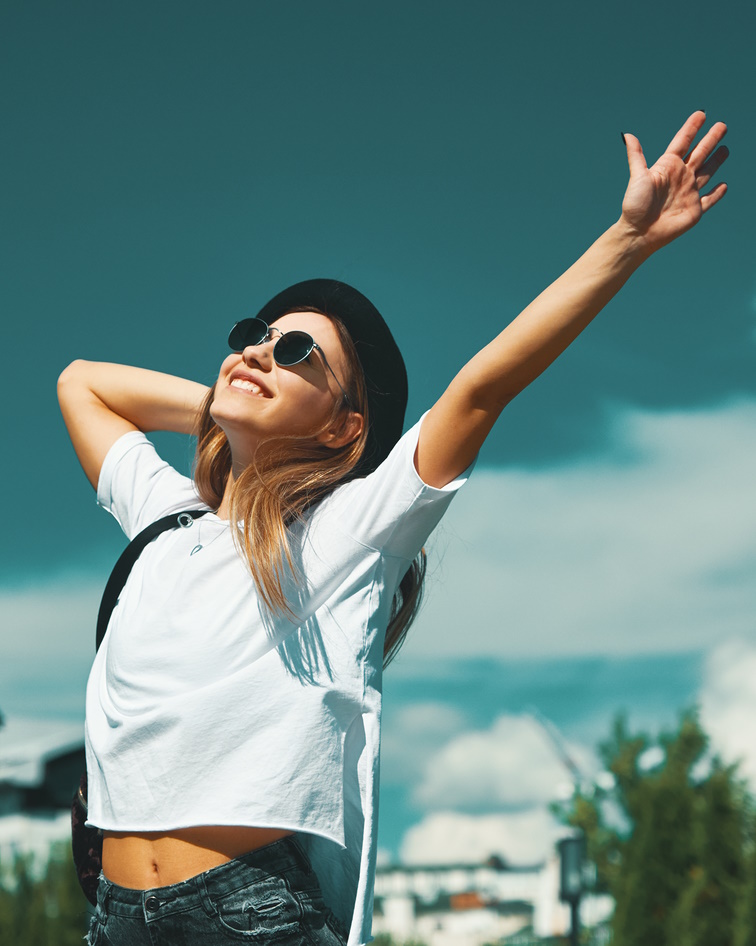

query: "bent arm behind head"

left=57, top=360, right=209, bottom=490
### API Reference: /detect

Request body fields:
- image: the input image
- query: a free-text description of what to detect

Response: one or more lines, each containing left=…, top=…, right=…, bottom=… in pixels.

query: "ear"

left=315, top=411, right=365, bottom=450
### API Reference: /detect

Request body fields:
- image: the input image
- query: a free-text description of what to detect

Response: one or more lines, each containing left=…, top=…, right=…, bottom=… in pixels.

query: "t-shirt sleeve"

left=327, top=413, right=474, bottom=561
left=96, top=431, right=206, bottom=540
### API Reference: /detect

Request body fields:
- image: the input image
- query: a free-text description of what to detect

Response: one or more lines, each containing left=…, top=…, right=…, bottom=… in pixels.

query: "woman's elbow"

left=57, top=359, right=93, bottom=405
left=451, top=364, right=518, bottom=417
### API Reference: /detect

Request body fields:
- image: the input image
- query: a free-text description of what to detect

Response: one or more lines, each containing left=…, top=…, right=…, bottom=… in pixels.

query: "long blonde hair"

left=193, top=312, right=424, bottom=667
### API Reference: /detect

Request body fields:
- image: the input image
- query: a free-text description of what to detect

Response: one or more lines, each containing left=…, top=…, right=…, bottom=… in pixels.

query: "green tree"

left=557, top=711, right=753, bottom=946
left=672, top=759, right=749, bottom=946
left=734, top=818, right=756, bottom=946
left=0, top=844, right=91, bottom=946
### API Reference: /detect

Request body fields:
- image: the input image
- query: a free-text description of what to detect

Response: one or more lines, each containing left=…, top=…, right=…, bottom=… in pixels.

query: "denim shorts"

left=86, top=836, right=349, bottom=946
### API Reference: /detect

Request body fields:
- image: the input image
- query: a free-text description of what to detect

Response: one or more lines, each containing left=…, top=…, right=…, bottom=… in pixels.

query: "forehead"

left=269, top=309, right=332, bottom=331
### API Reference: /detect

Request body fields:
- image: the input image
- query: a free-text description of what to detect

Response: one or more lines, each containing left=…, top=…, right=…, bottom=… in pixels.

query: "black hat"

left=255, top=279, right=408, bottom=475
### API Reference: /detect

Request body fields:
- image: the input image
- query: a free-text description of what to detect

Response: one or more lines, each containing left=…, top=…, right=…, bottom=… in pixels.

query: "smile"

left=230, top=378, right=269, bottom=397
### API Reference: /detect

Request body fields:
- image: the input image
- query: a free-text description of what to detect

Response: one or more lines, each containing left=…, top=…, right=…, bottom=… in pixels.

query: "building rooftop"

left=0, top=716, right=84, bottom=788
left=377, top=856, right=544, bottom=875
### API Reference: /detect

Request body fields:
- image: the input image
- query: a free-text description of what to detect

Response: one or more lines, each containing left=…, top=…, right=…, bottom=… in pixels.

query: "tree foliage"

left=557, top=711, right=755, bottom=946
left=0, top=843, right=91, bottom=946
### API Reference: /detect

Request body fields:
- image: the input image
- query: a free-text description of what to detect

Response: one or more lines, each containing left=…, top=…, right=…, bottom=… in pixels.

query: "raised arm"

left=416, top=111, right=729, bottom=487
left=57, top=361, right=209, bottom=490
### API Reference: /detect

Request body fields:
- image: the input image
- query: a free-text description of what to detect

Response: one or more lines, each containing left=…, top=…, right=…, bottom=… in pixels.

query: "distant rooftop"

left=377, top=855, right=544, bottom=875
left=0, top=716, right=84, bottom=788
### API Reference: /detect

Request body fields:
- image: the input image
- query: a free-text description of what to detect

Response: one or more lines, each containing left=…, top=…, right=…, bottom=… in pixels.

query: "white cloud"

left=413, top=713, right=592, bottom=811
left=376, top=847, right=392, bottom=868
left=381, top=701, right=469, bottom=786
left=700, top=639, right=756, bottom=788
left=405, top=400, right=756, bottom=658
left=0, top=578, right=100, bottom=716
left=1, top=578, right=100, bottom=659
left=400, top=809, right=561, bottom=867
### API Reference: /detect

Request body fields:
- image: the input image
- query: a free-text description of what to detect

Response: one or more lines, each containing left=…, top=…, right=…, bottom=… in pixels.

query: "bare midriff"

left=102, top=825, right=294, bottom=889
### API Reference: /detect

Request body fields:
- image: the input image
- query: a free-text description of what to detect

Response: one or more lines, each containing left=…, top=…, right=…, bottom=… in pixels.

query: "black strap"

left=95, top=509, right=209, bottom=651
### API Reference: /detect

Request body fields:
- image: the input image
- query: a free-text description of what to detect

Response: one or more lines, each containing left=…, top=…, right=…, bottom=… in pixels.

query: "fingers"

left=700, top=180, right=728, bottom=214
left=695, top=144, right=730, bottom=189
left=687, top=121, right=728, bottom=170
left=666, top=110, right=707, bottom=158
left=623, top=133, right=648, bottom=177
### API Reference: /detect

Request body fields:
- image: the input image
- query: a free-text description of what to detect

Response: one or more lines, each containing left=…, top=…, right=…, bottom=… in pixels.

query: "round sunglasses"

left=228, top=318, right=351, bottom=405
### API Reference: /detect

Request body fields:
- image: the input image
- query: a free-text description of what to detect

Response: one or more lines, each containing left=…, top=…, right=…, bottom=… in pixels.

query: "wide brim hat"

left=255, top=278, right=408, bottom=475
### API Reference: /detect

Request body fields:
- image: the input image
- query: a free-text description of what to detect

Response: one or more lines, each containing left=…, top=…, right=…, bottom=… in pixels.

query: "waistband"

left=97, top=835, right=313, bottom=918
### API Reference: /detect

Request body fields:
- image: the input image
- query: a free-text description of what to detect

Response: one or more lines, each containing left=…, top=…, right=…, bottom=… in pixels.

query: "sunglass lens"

left=228, top=318, right=268, bottom=351
left=273, top=331, right=315, bottom=366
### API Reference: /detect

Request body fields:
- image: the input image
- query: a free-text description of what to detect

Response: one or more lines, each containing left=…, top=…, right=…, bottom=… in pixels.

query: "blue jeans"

left=86, top=836, right=349, bottom=946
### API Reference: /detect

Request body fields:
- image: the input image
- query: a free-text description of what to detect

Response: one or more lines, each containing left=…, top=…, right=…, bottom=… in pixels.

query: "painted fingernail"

left=621, top=133, right=626, bottom=145
left=698, top=108, right=706, bottom=114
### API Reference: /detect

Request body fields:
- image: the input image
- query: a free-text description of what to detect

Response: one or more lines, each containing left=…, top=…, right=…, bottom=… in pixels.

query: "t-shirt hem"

left=85, top=816, right=348, bottom=851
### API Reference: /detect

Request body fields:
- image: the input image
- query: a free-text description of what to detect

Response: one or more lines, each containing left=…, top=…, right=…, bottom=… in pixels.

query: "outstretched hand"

left=620, top=110, right=728, bottom=252
left=416, top=110, right=731, bottom=489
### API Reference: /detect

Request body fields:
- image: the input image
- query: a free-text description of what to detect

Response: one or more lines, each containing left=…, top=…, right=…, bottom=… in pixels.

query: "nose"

left=241, top=327, right=284, bottom=368
left=241, top=338, right=275, bottom=369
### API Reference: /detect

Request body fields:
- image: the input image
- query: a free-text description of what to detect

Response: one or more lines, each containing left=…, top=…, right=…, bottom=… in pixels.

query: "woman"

left=59, top=111, right=728, bottom=946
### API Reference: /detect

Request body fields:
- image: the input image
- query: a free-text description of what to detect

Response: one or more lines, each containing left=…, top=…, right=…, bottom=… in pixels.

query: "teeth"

left=231, top=378, right=264, bottom=395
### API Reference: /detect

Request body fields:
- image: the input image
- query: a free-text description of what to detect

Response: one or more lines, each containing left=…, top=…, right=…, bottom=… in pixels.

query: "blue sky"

left=2, top=0, right=755, bottom=865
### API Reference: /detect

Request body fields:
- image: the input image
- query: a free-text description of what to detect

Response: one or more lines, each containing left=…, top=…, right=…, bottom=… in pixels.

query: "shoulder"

left=97, top=431, right=206, bottom=539
left=311, top=415, right=474, bottom=557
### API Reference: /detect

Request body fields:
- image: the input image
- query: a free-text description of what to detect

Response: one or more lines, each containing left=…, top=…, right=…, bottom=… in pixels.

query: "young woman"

left=59, top=111, right=728, bottom=946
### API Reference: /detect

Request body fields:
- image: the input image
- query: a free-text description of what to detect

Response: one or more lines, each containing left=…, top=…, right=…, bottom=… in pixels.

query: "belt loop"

left=197, top=872, right=217, bottom=917
left=100, top=874, right=111, bottom=916
left=291, top=835, right=311, bottom=872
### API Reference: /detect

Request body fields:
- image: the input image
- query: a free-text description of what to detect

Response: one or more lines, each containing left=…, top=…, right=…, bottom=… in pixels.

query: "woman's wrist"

left=605, top=217, right=658, bottom=268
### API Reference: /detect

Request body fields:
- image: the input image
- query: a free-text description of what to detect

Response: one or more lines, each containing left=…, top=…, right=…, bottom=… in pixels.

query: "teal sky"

left=2, top=0, right=753, bottom=581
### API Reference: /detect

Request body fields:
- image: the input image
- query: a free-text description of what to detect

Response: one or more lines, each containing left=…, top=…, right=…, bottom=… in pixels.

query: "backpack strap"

left=95, top=509, right=209, bottom=651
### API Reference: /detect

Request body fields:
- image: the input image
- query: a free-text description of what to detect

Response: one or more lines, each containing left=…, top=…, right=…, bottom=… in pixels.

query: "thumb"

left=623, top=132, right=648, bottom=178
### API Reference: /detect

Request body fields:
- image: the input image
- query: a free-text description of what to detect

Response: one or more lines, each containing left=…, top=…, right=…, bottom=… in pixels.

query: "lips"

left=228, top=370, right=272, bottom=398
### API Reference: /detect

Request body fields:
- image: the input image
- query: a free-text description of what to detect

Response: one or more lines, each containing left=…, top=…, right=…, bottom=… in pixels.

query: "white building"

left=373, top=854, right=613, bottom=946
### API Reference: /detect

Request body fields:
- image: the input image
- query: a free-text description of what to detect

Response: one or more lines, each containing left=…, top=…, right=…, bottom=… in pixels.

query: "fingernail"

left=698, top=108, right=706, bottom=115
left=621, top=133, right=626, bottom=145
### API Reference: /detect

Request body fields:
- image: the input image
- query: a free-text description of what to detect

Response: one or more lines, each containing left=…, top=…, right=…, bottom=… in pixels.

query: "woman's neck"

left=215, top=470, right=238, bottom=520
left=214, top=439, right=257, bottom=519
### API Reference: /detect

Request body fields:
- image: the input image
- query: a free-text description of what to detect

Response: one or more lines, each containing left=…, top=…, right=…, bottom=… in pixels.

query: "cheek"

left=277, top=377, right=335, bottom=430
left=303, top=376, right=336, bottom=410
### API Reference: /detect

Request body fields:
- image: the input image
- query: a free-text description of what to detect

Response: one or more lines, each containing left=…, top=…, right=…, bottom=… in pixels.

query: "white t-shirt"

left=86, top=415, right=471, bottom=945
